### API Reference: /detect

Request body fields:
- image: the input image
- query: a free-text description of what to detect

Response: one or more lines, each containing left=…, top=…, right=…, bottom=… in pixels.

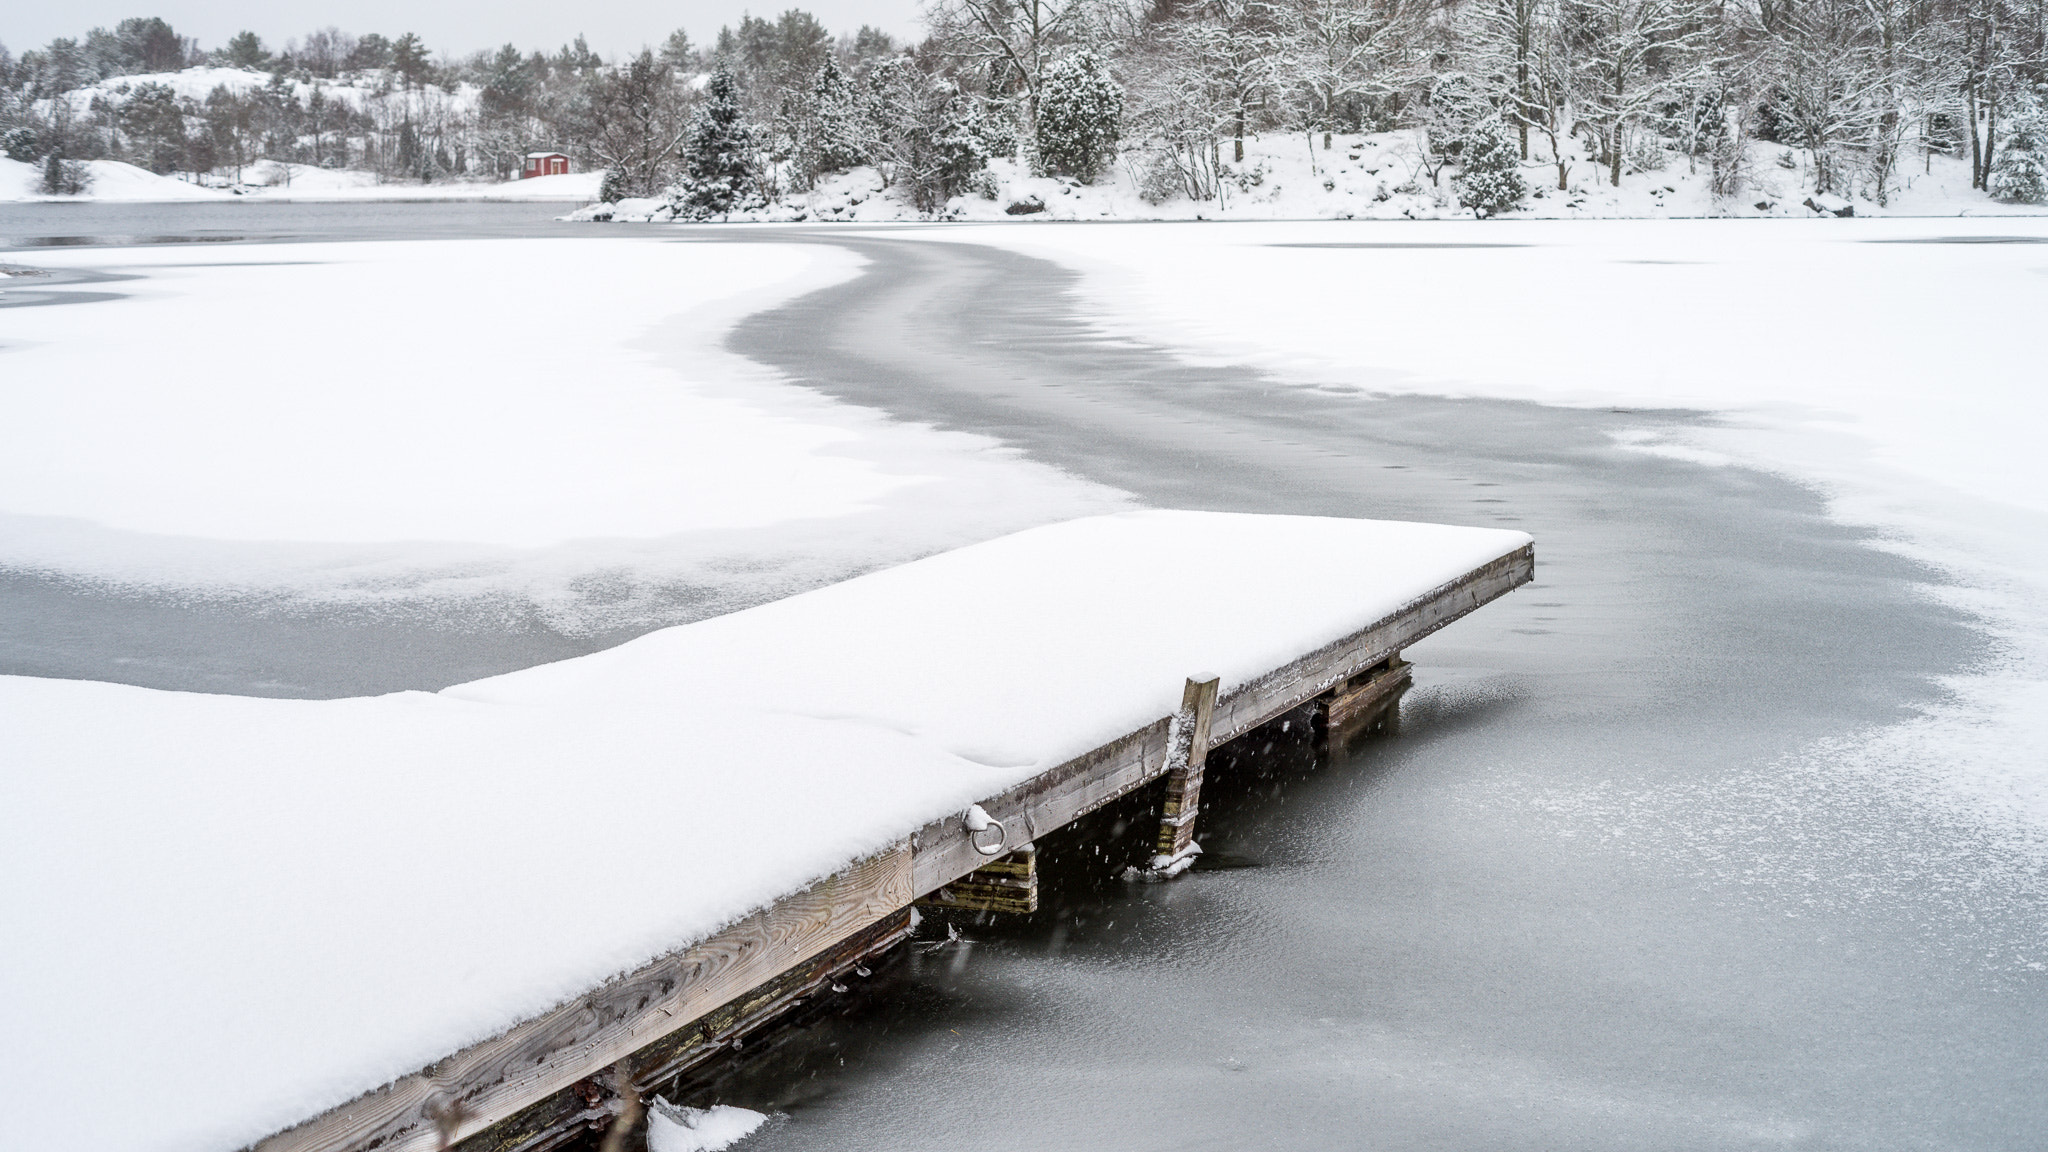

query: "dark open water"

left=3, top=205, right=2042, bottom=1150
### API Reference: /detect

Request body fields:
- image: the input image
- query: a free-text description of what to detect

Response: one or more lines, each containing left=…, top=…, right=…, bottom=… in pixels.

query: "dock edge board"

left=246, top=541, right=1533, bottom=1152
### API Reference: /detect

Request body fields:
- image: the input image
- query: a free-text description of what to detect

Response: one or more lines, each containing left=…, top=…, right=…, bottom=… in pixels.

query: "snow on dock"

left=0, top=511, right=1531, bottom=1152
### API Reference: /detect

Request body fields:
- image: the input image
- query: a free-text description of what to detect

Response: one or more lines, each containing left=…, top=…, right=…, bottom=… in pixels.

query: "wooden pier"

left=250, top=540, right=1532, bottom=1152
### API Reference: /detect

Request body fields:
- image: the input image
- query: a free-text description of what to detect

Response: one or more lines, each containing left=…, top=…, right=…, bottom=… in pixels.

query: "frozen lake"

left=3, top=206, right=2043, bottom=1149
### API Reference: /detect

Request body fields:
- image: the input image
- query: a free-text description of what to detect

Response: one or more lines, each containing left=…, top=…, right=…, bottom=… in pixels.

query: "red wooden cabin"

left=522, top=152, right=570, bottom=179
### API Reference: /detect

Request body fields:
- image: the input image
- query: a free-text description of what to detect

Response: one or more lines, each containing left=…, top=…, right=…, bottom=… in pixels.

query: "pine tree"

left=675, top=66, right=760, bottom=219
left=1453, top=116, right=1527, bottom=217
left=3, top=127, right=40, bottom=163
left=809, top=57, right=869, bottom=174
left=1989, top=95, right=2048, bottom=205
left=781, top=56, right=870, bottom=189
left=1035, top=50, right=1123, bottom=180
left=598, top=166, right=629, bottom=204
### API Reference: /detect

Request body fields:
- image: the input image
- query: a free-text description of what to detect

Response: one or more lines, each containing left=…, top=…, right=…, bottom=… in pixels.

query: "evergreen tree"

left=223, top=31, right=270, bottom=70
left=1989, top=96, right=2048, bottom=205
left=675, top=66, right=760, bottom=218
left=781, top=56, right=869, bottom=189
left=2, top=126, right=38, bottom=163
left=1035, top=50, right=1123, bottom=180
left=1453, top=116, right=1527, bottom=217
left=598, top=166, right=629, bottom=203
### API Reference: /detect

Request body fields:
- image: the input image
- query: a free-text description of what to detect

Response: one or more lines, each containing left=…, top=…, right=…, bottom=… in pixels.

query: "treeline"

left=0, top=16, right=905, bottom=186
left=6, top=0, right=2048, bottom=210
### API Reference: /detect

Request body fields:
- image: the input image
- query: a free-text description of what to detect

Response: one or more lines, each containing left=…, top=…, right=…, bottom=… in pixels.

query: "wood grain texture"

left=457, top=909, right=916, bottom=1152
left=910, top=542, right=1534, bottom=896
left=251, top=844, right=912, bottom=1152
left=1325, top=660, right=1412, bottom=728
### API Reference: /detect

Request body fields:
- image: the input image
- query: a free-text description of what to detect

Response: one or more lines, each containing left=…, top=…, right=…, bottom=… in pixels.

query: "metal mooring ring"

left=969, top=817, right=1008, bottom=856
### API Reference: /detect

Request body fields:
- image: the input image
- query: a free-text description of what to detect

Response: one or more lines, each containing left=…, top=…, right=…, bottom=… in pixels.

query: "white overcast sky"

left=1, top=0, right=925, bottom=61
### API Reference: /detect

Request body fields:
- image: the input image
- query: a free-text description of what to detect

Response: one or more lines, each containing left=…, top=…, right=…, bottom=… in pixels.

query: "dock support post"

left=915, top=844, right=1039, bottom=914
left=1315, top=653, right=1411, bottom=741
left=1144, top=675, right=1219, bottom=879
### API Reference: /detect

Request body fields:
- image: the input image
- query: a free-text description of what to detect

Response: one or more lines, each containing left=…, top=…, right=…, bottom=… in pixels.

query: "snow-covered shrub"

left=1454, top=117, right=1527, bottom=217
left=1134, top=146, right=1185, bottom=204
left=597, top=167, right=629, bottom=204
left=1624, top=132, right=1670, bottom=173
left=1035, top=51, right=1123, bottom=181
left=674, top=66, right=763, bottom=219
left=867, top=58, right=997, bottom=213
left=1990, top=96, right=2048, bottom=205
left=3, top=126, right=40, bottom=163
left=1422, top=72, right=1490, bottom=181
left=40, top=154, right=92, bottom=196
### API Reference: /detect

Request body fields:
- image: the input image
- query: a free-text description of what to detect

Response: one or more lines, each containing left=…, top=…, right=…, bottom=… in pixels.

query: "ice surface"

left=0, top=510, right=1527, bottom=1152
left=0, top=154, right=601, bottom=202
left=925, top=218, right=2048, bottom=841
left=0, top=238, right=1125, bottom=632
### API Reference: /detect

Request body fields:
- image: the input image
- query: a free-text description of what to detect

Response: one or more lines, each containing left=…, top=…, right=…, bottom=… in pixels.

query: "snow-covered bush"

left=597, top=167, right=629, bottom=204
left=1422, top=72, right=1490, bottom=181
left=865, top=58, right=999, bottom=213
left=1134, top=146, right=1187, bottom=204
left=40, top=153, right=93, bottom=195
left=2, top=126, right=40, bottom=163
left=1990, top=96, right=2048, bottom=205
left=1454, top=117, right=1526, bottom=217
left=1035, top=51, right=1123, bottom=181
left=674, top=66, right=762, bottom=220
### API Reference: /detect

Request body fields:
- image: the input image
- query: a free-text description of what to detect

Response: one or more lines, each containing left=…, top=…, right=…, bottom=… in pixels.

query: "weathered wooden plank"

left=252, top=845, right=913, bottom=1152
left=1325, top=658, right=1412, bottom=729
left=908, top=543, right=1534, bottom=897
left=458, top=910, right=915, bottom=1152
left=917, top=846, right=1040, bottom=915
left=1209, top=544, right=1533, bottom=744
left=1153, top=676, right=1220, bottom=862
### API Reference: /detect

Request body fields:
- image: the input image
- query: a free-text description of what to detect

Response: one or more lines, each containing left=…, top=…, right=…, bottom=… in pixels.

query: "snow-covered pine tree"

left=676, top=66, right=761, bottom=219
left=1421, top=71, right=1491, bottom=184
left=810, top=57, right=870, bottom=175
left=1989, top=95, right=2048, bottom=204
left=780, top=56, right=872, bottom=190
left=598, top=166, right=629, bottom=204
left=2, top=127, right=38, bottom=163
left=1035, top=50, right=1124, bottom=180
left=1454, top=117, right=1527, bottom=216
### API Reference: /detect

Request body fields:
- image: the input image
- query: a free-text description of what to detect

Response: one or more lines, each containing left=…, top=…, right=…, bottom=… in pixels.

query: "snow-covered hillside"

left=35, top=65, right=481, bottom=120
left=0, top=155, right=217, bottom=200
left=580, top=130, right=2042, bottom=223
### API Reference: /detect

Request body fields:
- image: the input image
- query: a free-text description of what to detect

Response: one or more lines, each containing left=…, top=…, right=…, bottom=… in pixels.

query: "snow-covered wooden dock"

left=0, top=512, right=1531, bottom=1152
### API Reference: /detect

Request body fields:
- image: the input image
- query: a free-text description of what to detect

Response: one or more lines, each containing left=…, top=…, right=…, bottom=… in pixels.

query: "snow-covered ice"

left=0, top=154, right=601, bottom=202
left=0, top=510, right=1530, bottom=1152
left=916, top=217, right=2048, bottom=842
left=647, top=1100, right=767, bottom=1152
left=0, top=237, right=1125, bottom=632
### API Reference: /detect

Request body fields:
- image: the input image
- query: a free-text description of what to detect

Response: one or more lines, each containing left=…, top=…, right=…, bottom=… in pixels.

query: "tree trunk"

left=1967, top=84, right=1983, bottom=188
left=1985, top=101, right=2000, bottom=187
